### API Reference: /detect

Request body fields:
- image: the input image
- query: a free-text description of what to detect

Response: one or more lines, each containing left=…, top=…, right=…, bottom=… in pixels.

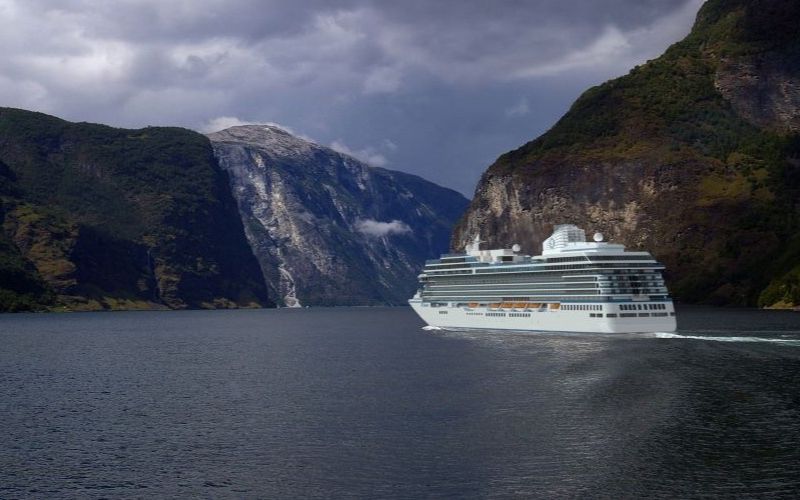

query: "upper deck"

left=417, top=225, right=670, bottom=302
left=423, top=225, right=659, bottom=275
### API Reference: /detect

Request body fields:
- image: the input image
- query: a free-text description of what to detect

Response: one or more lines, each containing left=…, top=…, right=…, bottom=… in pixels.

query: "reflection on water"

left=1, top=306, right=799, bottom=497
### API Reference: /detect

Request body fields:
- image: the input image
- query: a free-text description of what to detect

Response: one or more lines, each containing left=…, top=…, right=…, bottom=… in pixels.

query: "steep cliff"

left=208, top=125, right=469, bottom=306
left=455, top=0, right=800, bottom=308
left=0, top=108, right=271, bottom=311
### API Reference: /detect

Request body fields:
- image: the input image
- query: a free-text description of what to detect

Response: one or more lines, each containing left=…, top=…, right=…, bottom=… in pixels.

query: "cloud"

left=505, top=97, right=530, bottom=117
left=0, top=0, right=704, bottom=195
left=355, top=218, right=412, bottom=237
left=201, top=116, right=316, bottom=142
left=363, top=65, right=403, bottom=94
left=0, top=1, right=703, bottom=117
left=330, top=140, right=389, bottom=167
left=512, top=25, right=631, bottom=78
left=201, top=116, right=257, bottom=133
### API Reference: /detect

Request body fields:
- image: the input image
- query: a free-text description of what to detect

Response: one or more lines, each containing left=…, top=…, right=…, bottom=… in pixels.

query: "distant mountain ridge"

left=0, top=107, right=270, bottom=311
left=208, top=125, right=469, bottom=306
left=454, top=0, right=800, bottom=308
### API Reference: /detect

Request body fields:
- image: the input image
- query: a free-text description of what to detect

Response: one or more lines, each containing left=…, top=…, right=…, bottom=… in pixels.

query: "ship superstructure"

left=409, top=224, right=676, bottom=333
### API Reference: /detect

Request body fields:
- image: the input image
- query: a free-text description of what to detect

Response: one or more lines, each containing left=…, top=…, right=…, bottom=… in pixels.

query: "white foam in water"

left=422, top=325, right=443, bottom=331
left=650, top=332, right=800, bottom=345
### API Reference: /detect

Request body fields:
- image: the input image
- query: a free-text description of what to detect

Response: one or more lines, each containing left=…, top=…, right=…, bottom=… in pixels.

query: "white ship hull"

left=413, top=225, right=678, bottom=334
left=409, top=299, right=676, bottom=334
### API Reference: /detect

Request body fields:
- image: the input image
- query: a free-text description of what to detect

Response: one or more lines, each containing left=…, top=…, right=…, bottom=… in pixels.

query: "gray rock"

left=208, top=125, right=468, bottom=306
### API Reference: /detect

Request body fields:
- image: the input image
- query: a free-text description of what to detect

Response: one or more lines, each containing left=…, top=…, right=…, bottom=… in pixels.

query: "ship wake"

left=649, top=332, right=800, bottom=345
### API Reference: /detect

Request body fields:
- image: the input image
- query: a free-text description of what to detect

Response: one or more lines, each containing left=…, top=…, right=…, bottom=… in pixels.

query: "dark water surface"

left=1, top=306, right=799, bottom=498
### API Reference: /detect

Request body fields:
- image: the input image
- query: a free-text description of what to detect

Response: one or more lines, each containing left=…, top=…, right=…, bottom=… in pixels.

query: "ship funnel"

left=542, top=224, right=586, bottom=251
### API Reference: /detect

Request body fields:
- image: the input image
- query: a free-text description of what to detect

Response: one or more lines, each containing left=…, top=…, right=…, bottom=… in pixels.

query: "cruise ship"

left=409, top=224, right=677, bottom=333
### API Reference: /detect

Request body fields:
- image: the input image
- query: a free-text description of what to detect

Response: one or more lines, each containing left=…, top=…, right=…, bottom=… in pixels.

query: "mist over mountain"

left=0, top=109, right=467, bottom=311
left=455, top=0, right=800, bottom=308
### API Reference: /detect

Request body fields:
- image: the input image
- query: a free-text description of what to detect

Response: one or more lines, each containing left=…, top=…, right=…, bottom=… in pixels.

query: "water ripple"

left=1, top=306, right=799, bottom=498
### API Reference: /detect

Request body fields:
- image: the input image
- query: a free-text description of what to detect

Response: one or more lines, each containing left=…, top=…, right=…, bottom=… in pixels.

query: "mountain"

left=207, top=125, right=469, bottom=306
left=454, top=0, right=800, bottom=308
left=0, top=108, right=271, bottom=311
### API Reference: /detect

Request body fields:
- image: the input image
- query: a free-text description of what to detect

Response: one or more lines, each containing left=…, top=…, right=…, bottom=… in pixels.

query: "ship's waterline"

left=410, top=224, right=676, bottom=333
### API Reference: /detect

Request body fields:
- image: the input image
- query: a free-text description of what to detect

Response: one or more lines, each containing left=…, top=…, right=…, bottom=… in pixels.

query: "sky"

left=0, top=0, right=704, bottom=196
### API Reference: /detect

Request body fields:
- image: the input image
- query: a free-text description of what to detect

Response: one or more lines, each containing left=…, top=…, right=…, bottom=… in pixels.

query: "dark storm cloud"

left=0, top=0, right=703, bottom=195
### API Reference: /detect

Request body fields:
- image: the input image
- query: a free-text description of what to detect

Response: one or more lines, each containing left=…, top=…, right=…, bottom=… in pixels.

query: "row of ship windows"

left=563, top=304, right=602, bottom=311
left=427, top=300, right=673, bottom=310
left=618, top=312, right=672, bottom=318
left=428, top=259, right=658, bottom=270
left=426, top=287, right=668, bottom=293
left=459, top=312, right=675, bottom=318
left=426, top=261, right=476, bottom=268
left=583, top=312, right=674, bottom=318
left=425, top=270, right=663, bottom=280
left=426, top=285, right=667, bottom=291
left=544, top=255, right=653, bottom=263
left=426, top=264, right=663, bottom=276
left=467, top=312, right=534, bottom=317
left=429, top=277, right=662, bottom=285
left=423, top=291, right=667, bottom=299
left=429, top=255, right=656, bottom=266
left=426, top=297, right=653, bottom=304
left=430, top=285, right=599, bottom=291
left=621, top=303, right=667, bottom=311
left=430, top=282, right=666, bottom=288
left=474, top=263, right=660, bottom=273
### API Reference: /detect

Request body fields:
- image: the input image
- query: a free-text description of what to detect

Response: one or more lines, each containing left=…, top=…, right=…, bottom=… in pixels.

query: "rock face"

left=715, top=55, right=800, bottom=133
left=208, top=125, right=469, bottom=306
left=0, top=108, right=271, bottom=311
left=455, top=0, right=800, bottom=308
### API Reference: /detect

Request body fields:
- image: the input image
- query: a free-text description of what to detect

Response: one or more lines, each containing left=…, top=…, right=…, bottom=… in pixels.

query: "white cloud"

left=512, top=25, right=631, bottom=78
left=200, top=116, right=317, bottom=142
left=505, top=97, right=530, bottom=117
left=0, top=0, right=704, bottom=195
left=201, top=116, right=258, bottom=133
left=510, top=0, right=703, bottom=79
left=330, top=140, right=388, bottom=167
left=355, top=218, right=412, bottom=237
left=382, top=139, right=398, bottom=151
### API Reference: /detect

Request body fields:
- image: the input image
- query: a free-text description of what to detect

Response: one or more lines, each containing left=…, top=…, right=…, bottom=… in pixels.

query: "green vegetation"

left=0, top=108, right=271, bottom=312
left=484, top=0, right=800, bottom=307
